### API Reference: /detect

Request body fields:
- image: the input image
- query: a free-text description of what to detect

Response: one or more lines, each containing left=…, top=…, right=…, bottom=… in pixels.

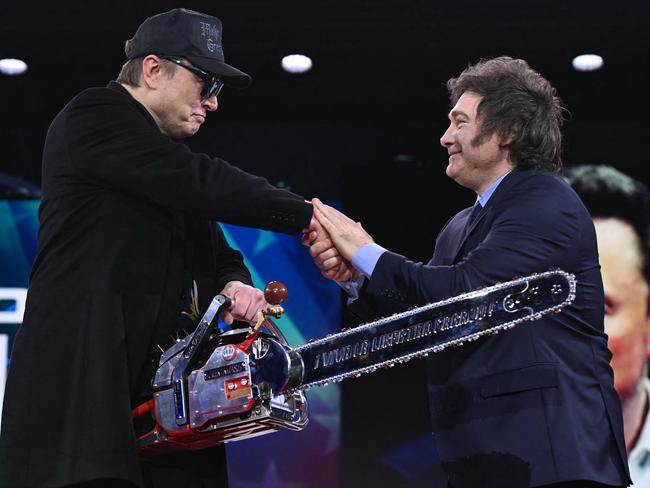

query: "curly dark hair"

left=447, top=56, right=565, bottom=173
left=565, top=164, right=650, bottom=285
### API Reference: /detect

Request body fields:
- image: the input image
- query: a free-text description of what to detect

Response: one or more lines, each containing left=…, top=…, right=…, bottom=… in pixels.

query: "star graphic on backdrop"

left=233, top=460, right=306, bottom=488
left=253, top=230, right=276, bottom=255
left=313, top=411, right=341, bottom=454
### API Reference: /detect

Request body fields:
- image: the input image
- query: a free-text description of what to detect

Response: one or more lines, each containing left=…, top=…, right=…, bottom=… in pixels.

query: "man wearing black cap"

left=117, top=8, right=253, bottom=140
left=0, top=8, right=317, bottom=488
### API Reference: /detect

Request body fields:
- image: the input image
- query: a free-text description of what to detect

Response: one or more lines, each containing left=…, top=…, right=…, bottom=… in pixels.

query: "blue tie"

left=467, top=202, right=483, bottom=227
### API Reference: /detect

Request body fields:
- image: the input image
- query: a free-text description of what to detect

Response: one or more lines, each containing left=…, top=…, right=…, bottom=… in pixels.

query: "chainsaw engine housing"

left=135, top=328, right=308, bottom=456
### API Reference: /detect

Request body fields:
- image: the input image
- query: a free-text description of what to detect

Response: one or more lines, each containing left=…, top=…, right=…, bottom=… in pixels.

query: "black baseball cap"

left=127, top=8, right=251, bottom=89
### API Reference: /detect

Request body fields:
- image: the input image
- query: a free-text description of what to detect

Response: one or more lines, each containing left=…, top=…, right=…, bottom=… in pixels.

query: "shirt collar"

left=476, top=170, right=512, bottom=207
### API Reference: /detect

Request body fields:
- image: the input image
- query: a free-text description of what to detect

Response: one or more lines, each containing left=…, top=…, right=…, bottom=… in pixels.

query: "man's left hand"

left=219, top=281, right=268, bottom=325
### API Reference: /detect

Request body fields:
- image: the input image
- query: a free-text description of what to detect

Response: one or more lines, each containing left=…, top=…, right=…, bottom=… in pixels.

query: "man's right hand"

left=310, top=197, right=374, bottom=260
left=303, top=206, right=359, bottom=282
left=219, top=281, right=268, bottom=325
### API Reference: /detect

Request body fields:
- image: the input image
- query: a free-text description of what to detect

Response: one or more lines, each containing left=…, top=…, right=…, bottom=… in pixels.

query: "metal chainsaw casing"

left=135, top=329, right=308, bottom=457
left=134, top=271, right=576, bottom=456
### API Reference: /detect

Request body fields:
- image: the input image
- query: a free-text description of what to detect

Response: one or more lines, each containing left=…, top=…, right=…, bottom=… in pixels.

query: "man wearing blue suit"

left=306, top=57, right=631, bottom=487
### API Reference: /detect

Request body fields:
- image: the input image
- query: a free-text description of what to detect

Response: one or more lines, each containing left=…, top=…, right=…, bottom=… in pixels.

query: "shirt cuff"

left=337, top=273, right=366, bottom=301
left=352, top=243, right=387, bottom=279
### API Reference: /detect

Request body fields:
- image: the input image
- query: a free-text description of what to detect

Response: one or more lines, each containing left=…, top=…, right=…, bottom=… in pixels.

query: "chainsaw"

left=133, top=269, right=576, bottom=456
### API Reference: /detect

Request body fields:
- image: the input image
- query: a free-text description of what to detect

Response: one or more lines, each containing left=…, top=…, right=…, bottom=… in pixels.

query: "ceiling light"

left=572, top=54, right=604, bottom=72
left=281, top=54, right=312, bottom=74
left=0, top=58, right=28, bottom=76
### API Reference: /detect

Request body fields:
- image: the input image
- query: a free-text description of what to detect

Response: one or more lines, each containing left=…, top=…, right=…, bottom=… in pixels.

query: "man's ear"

left=499, top=137, right=513, bottom=148
left=498, top=127, right=518, bottom=148
left=141, top=55, right=165, bottom=90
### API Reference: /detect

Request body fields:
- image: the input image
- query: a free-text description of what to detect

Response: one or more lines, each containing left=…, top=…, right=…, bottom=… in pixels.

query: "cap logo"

left=199, top=21, right=221, bottom=53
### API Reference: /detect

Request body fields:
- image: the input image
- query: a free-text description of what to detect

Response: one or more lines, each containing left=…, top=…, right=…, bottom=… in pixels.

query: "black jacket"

left=0, top=82, right=312, bottom=488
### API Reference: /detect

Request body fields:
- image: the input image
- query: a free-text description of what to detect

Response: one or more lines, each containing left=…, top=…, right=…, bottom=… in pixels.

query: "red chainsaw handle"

left=132, top=398, right=155, bottom=420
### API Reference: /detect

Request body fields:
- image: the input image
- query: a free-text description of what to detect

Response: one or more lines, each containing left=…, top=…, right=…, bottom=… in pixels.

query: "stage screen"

left=0, top=199, right=38, bottom=423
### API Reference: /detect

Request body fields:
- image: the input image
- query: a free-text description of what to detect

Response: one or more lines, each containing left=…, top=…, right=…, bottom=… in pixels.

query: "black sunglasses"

left=162, top=57, right=224, bottom=100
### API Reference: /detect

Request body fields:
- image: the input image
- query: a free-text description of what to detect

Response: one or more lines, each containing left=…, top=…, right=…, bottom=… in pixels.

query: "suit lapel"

left=451, top=207, right=486, bottom=261
left=449, top=169, right=529, bottom=262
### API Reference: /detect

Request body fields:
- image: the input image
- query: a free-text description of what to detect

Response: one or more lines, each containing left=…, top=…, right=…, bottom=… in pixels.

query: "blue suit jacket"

left=353, top=169, right=631, bottom=487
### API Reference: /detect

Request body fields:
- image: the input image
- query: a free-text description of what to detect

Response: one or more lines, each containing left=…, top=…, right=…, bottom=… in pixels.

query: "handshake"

left=302, top=198, right=375, bottom=283
left=221, top=198, right=373, bottom=325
